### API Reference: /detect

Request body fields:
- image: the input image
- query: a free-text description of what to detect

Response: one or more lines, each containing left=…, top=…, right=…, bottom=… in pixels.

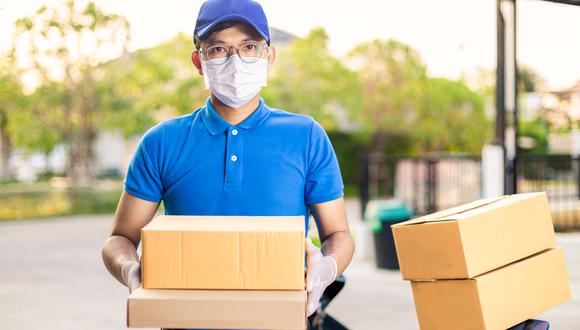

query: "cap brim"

left=196, top=14, right=269, bottom=44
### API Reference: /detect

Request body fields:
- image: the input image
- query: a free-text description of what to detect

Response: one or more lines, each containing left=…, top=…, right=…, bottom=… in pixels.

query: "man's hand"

left=305, top=238, right=337, bottom=317
left=102, top=191, right=159, bottom=294
left=121, top=260, right=141, bottom=293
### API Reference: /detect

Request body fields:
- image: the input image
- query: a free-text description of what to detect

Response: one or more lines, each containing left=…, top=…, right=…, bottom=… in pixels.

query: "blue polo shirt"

left=124, top=97, right=344, bottom=231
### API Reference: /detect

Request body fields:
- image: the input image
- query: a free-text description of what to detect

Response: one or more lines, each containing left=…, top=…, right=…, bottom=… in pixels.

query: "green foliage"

left=9, top=82, right=62, bottom=153
left=5, top=15, right=496, bottom=194
left=100, top=33, right=207, bottom=138
left=267, top=33, right=489, bottom=162
left=11, top=0, right=130, bottom=185
left=67, top=187, right=121, bottom=214
left=327, top=131, right=365, bottom=185
left=347, top=39, right=427, bottom=139
left=343, top=184, right=359, bottom=198
left=0, top=62, right=26, bottom=114
left=263, top=28, right=361, bottom=130
left=518, top=119, right=549, bottom=154
left=412, top=77, right=490, bottom=154
left=347, top=39, right=489, bottom=154
left=0, top=184, right=121, bottom=220
left=461, top=67, right=495, bottom=99
left=0, top=190, right=69, bottom=219
left=518, top=66, right=542, bottom=93
left=463, top=66, right=541, bottom=97
left=0, top=59, right=29, bottom=179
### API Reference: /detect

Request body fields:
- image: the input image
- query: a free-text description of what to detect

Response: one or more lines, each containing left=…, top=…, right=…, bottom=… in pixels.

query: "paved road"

left=0, top=199, right=578, bottom=329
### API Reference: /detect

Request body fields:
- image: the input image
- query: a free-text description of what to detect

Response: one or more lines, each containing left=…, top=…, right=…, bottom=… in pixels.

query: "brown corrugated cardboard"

left=127, top=287, right=307, bottom=329
left=392, top=192, right=556, bottom=280
left=411, top=247, right=571, bottom=330
left=141, top=215, right=305, bottom=290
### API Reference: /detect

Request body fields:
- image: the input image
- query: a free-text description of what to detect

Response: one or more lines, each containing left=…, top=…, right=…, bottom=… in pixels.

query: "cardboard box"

left=392, top=192, right=556, bottom=280
left=411, top=247, right=571, bottom=330
left=141, top=215, right=305, bottom=290
left=127, top=287, right=307, bottom=329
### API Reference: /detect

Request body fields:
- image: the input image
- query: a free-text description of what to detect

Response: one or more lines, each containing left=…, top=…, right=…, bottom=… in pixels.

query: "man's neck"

left=210, top=94, right=261, bottom=126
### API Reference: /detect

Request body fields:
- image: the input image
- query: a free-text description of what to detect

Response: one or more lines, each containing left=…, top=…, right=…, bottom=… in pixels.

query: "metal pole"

left=495, top=0, right=506, bottom=148
left=496, top=0, right=507, bottom=193
left=498, top=0, right=518, bottom=194
left=512, top=0, right=519, bottom=193
left=358, top=151, right=370, bottom=219
left=426, top=159, right=437, bottom=214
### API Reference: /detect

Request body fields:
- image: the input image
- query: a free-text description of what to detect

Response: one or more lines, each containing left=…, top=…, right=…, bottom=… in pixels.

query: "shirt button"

left=231, top=155, right=238, bottom=162
left=232, top=129, right=238, bottom=136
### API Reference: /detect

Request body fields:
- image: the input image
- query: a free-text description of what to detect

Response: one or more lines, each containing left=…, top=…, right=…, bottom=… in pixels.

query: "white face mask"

left=201, top=56, right=268, bottom=109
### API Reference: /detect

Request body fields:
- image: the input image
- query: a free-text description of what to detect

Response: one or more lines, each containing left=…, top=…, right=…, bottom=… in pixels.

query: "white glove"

left=121, top=260, right=141, bottom=293
left=305, top=238, right=338, bottom=317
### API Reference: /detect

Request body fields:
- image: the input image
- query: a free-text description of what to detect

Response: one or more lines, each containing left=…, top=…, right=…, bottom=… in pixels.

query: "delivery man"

left=101, top=0, right=354, bottom=325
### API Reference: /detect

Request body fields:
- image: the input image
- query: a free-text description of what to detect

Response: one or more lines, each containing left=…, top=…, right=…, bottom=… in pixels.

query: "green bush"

left=68, top=188, right=121, bottom=214
left=0, top=190, right=69, bottom=219
left=327, top=131, right=366, bottom=187
left=0, top=185, right=122, bottom=220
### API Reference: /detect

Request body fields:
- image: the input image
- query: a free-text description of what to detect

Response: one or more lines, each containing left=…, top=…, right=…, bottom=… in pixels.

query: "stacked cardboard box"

left=127, top=215, right=307, bottom=329
left=392, top=192, right=572, bottom=330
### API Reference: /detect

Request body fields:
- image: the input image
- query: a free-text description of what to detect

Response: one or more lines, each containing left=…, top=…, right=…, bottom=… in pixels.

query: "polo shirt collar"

left=201, top=97, right=271, bottom=136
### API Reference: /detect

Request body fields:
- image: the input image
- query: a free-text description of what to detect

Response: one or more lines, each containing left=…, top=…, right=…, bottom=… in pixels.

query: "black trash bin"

left=365, top=199, right=413, bottom=270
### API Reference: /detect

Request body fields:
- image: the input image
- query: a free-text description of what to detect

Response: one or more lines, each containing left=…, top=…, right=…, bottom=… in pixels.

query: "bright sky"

left=1, top=0, right=579, bottom=89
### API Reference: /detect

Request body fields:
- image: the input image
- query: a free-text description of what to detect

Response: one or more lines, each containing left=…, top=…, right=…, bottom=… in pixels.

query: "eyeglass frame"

left=197, top=42, right=270, bottom=63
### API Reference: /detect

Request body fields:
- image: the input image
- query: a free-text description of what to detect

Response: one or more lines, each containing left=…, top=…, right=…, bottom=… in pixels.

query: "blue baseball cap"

left=194, top=0, right=270, bottom=45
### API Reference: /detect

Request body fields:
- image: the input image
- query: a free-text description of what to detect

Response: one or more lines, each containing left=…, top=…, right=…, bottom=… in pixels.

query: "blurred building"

left=270, top=27, right=296, bottom=48
left=540, top=81, right=580, bottom=130
left=536, top=81, right=580, bottom=154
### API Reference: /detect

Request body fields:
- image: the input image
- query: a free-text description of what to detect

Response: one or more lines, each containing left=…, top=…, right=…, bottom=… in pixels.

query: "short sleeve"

left=124, top=125, right=164, bottom=203
left=304, top=120, right=344, bottom=205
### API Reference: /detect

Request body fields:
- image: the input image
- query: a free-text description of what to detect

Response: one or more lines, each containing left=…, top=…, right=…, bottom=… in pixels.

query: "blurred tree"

left=11, top=0, right=129, bottom=186
left=0, top=60, right=27, bottom=180
left=347, top=39, right=427, bottom=151
left=518, top=119, right=549, bottom=154
left=160, top=35, right=208, bottom=117
left=413, top=77, right=490, bottom=154
left=463, top=65, right=541, bottom=96
left=347, top=39, right=490, bottom=154
left=464, top=66, right=547, bottom=151
left=518, top=65, right=543, bottom=93
left=9, top=82, right=63, bottom=173
left=99, top=33, right=206, bottom=138
left=462, top=67, right=495, bottom=99
left=262, top=28, right=361, bottom=130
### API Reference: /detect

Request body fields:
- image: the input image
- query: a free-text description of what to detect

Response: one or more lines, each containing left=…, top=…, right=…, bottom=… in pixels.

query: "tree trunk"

left=66, top=87, right=96, bottom=187
left=67, top=129, right=93, bottom=187
left=0, top=112, right=13, bottom=180
left=371, top=131, right=388, bottom=152
left=44, top=149, right=51, bottom=174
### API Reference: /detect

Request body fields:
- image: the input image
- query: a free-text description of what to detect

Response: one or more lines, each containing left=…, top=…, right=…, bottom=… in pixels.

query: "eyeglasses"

left=198, top=42, right=269, bottom=64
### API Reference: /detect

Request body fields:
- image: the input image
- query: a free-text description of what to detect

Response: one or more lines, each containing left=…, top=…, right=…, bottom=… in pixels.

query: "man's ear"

left=267, top=46, right=276, bottom=65
left=191, top=50, right=203, bottom=75
left=267, top=46, right=276, bottom=73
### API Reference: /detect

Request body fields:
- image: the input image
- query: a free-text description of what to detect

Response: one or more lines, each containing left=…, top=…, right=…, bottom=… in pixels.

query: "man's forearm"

left=102, top=235, right=139, bottom=285
left=320, top=231, right=354, bottom=278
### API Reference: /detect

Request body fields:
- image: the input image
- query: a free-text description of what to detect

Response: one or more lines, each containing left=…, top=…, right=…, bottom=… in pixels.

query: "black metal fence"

left=517, top=155, right=580, bottom=230
left=359, top=152, right=580, bottom=231
left=358, top=153, right=481, bottom=217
